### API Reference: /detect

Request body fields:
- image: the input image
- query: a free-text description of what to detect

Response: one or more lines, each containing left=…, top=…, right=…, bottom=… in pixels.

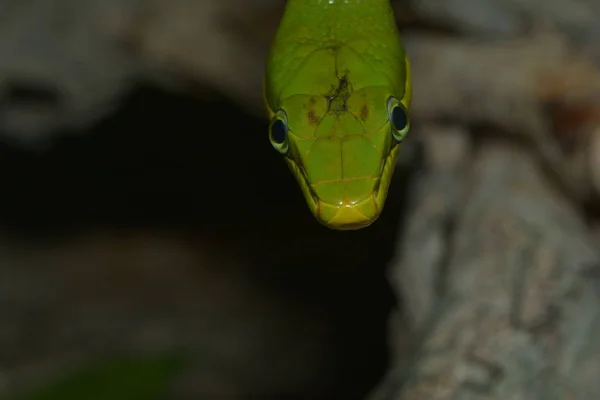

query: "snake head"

left=267, top=84, right=409, bottom=230
left=263, top=4, right=412, bottom=230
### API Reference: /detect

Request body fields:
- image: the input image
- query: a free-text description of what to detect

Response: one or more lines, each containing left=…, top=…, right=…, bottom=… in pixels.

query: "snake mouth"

left=314, top=197, right=380, bottom=230
left=284, top=145, right=399, bottom=230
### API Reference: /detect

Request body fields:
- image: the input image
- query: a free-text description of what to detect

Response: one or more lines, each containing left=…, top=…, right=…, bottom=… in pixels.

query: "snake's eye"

left=387, top=96, right=410, bottom=143
left=271, top=119, right=286, bottom=143
left=269, top=110, right=289, bottom=154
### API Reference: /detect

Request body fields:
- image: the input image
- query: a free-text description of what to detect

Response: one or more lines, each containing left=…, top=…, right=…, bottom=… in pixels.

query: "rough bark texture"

left=370, top=134, right=600, bottom=400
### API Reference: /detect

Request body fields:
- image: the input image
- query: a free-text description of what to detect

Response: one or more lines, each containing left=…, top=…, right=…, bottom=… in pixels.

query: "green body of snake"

left=264, top=0, right=411, bottom=230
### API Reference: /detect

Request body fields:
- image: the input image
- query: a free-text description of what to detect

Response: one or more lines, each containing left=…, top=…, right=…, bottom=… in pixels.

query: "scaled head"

left=264, top=41, right=410, bottom=230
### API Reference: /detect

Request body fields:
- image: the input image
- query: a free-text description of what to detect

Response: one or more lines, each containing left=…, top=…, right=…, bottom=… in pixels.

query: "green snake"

left=264, top=0, right=411, bottom=230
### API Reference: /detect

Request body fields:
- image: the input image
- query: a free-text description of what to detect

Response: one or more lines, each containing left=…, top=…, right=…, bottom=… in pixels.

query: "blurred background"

left=0, top=0, right=600, bottom=399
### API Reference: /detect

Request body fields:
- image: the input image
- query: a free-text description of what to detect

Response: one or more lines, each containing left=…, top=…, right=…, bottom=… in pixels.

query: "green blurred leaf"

left=10, top=353, right=187, bottom=400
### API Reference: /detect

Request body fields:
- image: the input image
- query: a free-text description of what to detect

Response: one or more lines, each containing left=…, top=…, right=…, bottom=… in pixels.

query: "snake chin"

left=284, top=152, right=397, bottom=231
left=317, top=198, right=381, bottom=230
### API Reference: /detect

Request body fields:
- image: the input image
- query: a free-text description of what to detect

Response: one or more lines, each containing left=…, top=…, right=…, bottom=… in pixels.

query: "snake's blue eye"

left=269, top=110, right=289, bottom=154
left=391, top=106, right=408, bottom=132
left=387, top=96, right=410, bottom=143
left=271, top=119, right=287, bottom=144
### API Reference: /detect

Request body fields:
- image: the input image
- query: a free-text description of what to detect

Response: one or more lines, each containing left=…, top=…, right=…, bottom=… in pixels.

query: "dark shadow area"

left=0, top=83, right=418, bottom=399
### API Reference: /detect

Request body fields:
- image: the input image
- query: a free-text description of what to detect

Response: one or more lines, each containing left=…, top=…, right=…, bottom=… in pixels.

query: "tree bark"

left=371, top=129, right=600, bottom=400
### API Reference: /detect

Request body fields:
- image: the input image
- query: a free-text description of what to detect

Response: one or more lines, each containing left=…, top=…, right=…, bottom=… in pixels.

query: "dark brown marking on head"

left=307, top=110, right=319, bottom=125
left=336, top=76, right=348, bottom=95
left=325, top=72, right=352, bottom=114
left=360, top=104, right=369, bottom=120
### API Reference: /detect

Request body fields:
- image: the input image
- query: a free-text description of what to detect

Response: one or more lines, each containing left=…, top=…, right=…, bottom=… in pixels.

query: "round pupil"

left=271, top=119, right=287, bottom=144
left=391, top=106, right=408, bottom=131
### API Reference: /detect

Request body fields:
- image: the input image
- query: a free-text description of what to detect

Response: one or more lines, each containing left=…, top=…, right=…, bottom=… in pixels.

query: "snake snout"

left=316, top=196, right=381, bottom=230
left=310, top=177, right=381, bottom=230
